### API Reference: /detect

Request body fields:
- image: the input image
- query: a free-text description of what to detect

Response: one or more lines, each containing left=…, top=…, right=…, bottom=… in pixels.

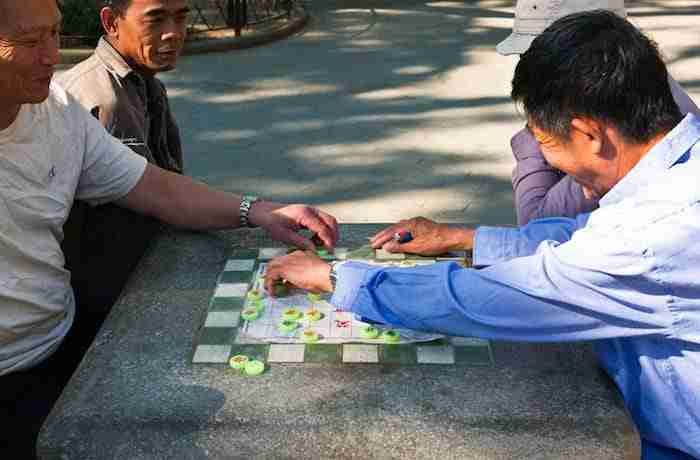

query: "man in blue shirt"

left=264, top=11, right=700, bottom=459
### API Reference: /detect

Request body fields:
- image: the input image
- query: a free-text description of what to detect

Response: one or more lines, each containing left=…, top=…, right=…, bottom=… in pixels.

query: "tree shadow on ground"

left=161, top=0, right=700, bottom=225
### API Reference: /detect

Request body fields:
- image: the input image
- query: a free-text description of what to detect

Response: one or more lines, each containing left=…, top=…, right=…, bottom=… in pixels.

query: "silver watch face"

left=240, top=195, right=259, bottom=228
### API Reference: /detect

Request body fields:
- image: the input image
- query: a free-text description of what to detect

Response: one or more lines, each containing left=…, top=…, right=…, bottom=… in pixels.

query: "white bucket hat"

left=497, top=0, right=627, bottom=55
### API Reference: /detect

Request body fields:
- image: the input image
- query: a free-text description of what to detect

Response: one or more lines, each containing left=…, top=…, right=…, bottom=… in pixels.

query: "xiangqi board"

left=192, top=247, right=493, bottom=367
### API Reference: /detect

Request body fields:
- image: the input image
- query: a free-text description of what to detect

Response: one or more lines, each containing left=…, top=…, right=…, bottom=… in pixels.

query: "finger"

left=381, top=240, right=401, bottom=253
left=283, top=230, right=315, bottom=251
left=310, top=233, right=324, bottom=250
left=299, top=211, right=334, bottom=250
left=382, top=238, right=420, bottom=254
left=369, top=225, right=398, bottom=247
left=371, top=224, right=407, bottom=249
left=263, top=264, right=281, bottom=296
left=315, top=210, right=339, bottom=248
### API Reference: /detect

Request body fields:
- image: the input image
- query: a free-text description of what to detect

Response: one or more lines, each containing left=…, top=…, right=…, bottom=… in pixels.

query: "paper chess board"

left=192, top=247, right=493, bottom=366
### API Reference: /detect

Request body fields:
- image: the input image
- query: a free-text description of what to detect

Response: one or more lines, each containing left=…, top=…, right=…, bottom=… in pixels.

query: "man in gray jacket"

left=57, top=0, right=189, bottom=314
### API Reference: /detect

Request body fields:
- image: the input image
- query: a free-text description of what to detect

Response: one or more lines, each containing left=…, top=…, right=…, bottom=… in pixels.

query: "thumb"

left=384, top=239, right=423, bottom=254
left=382, top=240, right=402, bottom=253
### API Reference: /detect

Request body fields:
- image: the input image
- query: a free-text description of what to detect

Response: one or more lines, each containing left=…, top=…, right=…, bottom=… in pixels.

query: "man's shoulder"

left=44, top=83, right=85, bottom=121
left=55, top=53, right=102, bottom=89
left=55, top=54, right=118, bottom=110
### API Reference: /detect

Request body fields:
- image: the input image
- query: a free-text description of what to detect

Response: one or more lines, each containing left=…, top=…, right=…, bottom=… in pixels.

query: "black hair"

left=100, top=0, right=131, bottom=15
left=511, top=10, right=682, bottom=144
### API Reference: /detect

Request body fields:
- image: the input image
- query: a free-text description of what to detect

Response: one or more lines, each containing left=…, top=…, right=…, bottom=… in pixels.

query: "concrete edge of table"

left=58, top=11, right=309, bottom=66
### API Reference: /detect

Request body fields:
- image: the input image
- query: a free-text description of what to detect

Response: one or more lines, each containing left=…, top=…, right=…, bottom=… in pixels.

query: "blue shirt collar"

left=600, top=114, right=700, bottom=207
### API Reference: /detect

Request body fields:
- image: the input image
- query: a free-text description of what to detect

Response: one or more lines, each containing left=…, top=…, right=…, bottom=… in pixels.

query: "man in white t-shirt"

left=0, top=0, right=339, bottom=455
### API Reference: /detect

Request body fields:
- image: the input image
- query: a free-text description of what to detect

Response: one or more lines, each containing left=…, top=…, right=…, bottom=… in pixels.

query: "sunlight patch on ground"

left=165, top=88, right=193, bottom=98
left=271, top=120, right=328, bottom=132
left=329, top=9, right=374, bottom=14
left=394, top=65, right=437, bottom=76
left=372, top=9, right=435, bottom=17
left=668, top=58, right=700, bottom=85
left=315, top=186, right=514, bottom=224
left=291, top=120, right=518, bottom=164
left=350, top=39, right=390, bottom=47
left=354, top=87, right=421, bottom=101
left=300, top=31, right=335, bottom=39
left=473, top=16, right=513, bottom=29
left=195, top=129, right=259, bottom=142
left=202, top=82, right=339, bottom=104
left=425, top=2, right=469, bottom=9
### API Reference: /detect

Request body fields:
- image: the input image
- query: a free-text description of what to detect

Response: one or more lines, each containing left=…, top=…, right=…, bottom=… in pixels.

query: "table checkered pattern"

left=192, top=247, right=493, bottom=367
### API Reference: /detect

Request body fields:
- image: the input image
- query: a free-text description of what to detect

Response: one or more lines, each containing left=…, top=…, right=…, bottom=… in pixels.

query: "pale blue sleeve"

left=330, top=219, right=674, bottom=342
left=473, top=213, right=590, bottom=265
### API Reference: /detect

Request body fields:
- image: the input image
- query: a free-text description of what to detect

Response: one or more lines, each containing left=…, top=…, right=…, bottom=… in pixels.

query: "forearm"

left=332, top=248, right=671, bottom=342
left=473, top=214, right=588, bottom=266
left=162, top=177, right=242, bottom=230
left=118, top=164, right=243, bottom=230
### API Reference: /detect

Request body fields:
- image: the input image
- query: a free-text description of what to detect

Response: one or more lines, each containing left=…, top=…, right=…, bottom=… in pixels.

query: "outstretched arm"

left=116, top=164, right=339, bottom=250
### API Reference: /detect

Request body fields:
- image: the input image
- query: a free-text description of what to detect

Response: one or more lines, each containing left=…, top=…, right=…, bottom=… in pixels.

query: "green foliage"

left=59, top=0, right=103, bottom=40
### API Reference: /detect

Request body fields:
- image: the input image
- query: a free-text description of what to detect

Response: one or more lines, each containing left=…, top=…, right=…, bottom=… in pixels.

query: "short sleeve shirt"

left=0, top=84, right=147, bottom=375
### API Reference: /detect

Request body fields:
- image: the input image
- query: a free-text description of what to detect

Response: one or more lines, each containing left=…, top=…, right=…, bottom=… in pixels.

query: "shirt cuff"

left=473, top=226, right=521, bottom=267
left=329, top=261, right=371, bottom=311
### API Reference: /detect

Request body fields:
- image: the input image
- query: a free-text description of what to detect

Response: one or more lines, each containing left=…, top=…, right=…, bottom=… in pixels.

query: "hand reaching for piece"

left=249, top=202, right=339, bottom=251
left=370, top=216, right=474, bottom=256
left=264, top=251, right=333, bottom=296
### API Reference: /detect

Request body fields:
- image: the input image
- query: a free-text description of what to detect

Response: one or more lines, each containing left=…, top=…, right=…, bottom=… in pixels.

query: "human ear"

left=100, top=7, right=119, bottom=39
left=571, top=117, right=603, bottom=156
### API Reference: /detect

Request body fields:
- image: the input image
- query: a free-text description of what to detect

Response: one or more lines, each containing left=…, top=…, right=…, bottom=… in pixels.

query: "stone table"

left=38, top=225, right=640, bottom=459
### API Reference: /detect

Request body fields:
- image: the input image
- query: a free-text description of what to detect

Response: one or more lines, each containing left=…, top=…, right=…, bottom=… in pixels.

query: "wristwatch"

left=329, top=261, right=345, bottom=291
left=239, top=195, right=260, bottom=228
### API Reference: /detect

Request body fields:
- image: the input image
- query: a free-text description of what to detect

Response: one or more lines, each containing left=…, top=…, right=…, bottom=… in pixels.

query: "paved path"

left=159, top=0, right=700, bottom=224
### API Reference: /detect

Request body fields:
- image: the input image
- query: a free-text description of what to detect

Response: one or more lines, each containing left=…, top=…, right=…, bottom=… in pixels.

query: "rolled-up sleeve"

left=474, top=213, right=590, bottom=265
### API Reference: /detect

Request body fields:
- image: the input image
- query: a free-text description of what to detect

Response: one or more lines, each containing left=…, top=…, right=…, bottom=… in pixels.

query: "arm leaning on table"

left=72, top=102, right=338, bottom=249
left=328, top=211, right=700, bottom=458
left=331, top=214, right=674, bottom=341
left=511, top=75, right=700, bottom=226
left=115, top=164, right=338, bottom=249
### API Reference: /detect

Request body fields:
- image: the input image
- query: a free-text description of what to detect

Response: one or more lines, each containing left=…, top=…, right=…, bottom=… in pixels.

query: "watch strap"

left=239, top=195, right=259, bottom=228
left=329, top=261, right=344, bottom=291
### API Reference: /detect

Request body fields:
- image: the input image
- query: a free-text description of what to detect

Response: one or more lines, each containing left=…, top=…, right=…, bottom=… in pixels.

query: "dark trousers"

left=0, top=308, right=108, bottom=459
left=2, top=196, right=159, bottom=458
